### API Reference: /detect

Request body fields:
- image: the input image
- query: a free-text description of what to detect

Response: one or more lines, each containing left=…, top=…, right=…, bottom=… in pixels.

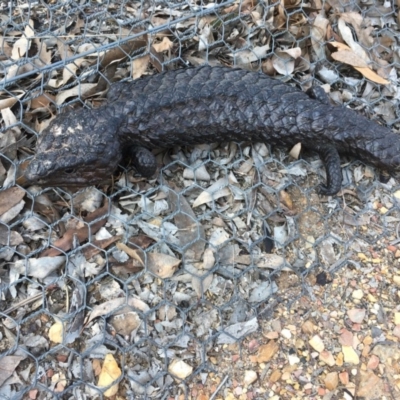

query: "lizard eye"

left=64, top=168, right=75, bottom=174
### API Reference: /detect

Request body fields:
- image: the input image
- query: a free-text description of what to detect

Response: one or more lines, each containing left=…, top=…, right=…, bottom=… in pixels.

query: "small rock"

left=352, top=289, right=364, bottom=300
left=342, top=345, right=360, bottom=365
left=309, top=335, right=324, bottom=352
left=280, top=329, right=291, bottom=339
left=371, top=327, right=383, bottom=338
left=339, top=329, right=353, bottom=346
left=394, top=275, right=400, bottom=285
left=324, top=372, right=339, bottom=391
left=367, top=354, right=380, bottom=370
left=356, top=370, right=381, bottom=397
left=394, top=313, right=400, bottom=325
left=168, top=359, right=193, bottom=379
left=255, top=341, right=279, bottom=363
left=269, top=370, right=282, bottom=383
left=339, top=371, right=349, bottom=385
left=264, top=331, right=279, bottom=339
left=301, top=320, right=315, bottom=335
left=347, top=308, right=366, bottom=324
left=243, top=370, right=257, bottom=386
left=271, top=320, right=282, bottom=332
left=336, top=352, right=344, bottom=366
left=393, top=325, right=400, bottom=338
left=363, top=336, right=373, bottom=345
left=288, top=355, right=300, bottom=365
left=319, top=350, right=335, bottom=366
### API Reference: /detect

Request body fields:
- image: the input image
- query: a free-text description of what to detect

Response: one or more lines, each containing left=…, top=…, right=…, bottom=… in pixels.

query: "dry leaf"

left=0, top=92, right=24, bottom=111
left=97, top=354, right=122, bottom=397
left=0, top=356, right=23, bottom=386
left=147, top=253, right=181, bottom=278
left=311, top=15, right=329, bottom=60
left=337, top=18, right=369, bottom=61
left=331, top=50, right=369, bottom=68
left=11, top=21, right=34, bottom=60
left=30, top=93, right=56, bottom=110
left=1, top=108, right=18, bottom=130
left=132, top=54, right=150, bottom=79
left=192, top=178, right=231, bottom=208
left=116, top=242, right=145, bottom=266
left=192, top=272, right=214, bottom=297
left=329, top=42, right=389, bottom=84
left=109, top=312, right=141, bottom=336
left=279, top=190, right=293, bottom=210
left=12, top=256, right=66, bottom=279
left=0, top=225, right=23, bottom=246
left=55, top=83, right=98, bottom=105
left=0, top=187, right=25, bottom=216
left=152, top=37, right=173, bottom=53
left=41, top=201, right=109, bottom=257
left=86, top=297, right=150, bottom=325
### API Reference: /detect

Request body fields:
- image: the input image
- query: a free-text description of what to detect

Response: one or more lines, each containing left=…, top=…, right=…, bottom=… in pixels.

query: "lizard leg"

left=129, top=146, right=157, bottom=178
left=306, top=86, right=330, bottom=104
left=317, top=145, right=343, bottom=196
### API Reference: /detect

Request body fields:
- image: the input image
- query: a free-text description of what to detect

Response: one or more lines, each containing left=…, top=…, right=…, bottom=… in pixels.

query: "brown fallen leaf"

left=146, top=253, right=181, bottom=278
left=0, top=186, right=25, bottom=216
left=131, top=54, right=150, bottom=79
left=30, top=93, right=56, bottom=110
left=11, top=20, right=34, bottom=60
left=40, top=200, right=109, bottom=257
left=0, top=356, right=24, bottom=386
left=331, top=49, right=368, bottom=68
left=329, top=41, right=389, bottom=84
left=82, top=235, right=122, bottom=259
left=86, top=296, right=149, bottom=325
left=279, top=190, right=293, bottom=210
left=0, top=92, right=24, bottom=111
left=0, top=225, right=23, bottom=246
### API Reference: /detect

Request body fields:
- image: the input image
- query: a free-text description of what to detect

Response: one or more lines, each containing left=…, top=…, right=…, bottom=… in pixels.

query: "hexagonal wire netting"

left=0, top=0, right=400, bottom=398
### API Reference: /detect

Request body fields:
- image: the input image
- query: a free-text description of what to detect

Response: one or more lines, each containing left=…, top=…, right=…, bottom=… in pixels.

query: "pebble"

left=269, top=370, right=281, bottom=383
left=347, top=308, right=366, bottom=323
left=280, top=329, right=291, bottom=339
left=319, top=350, right=335, bottom=366
left=367, top=354, right=380, bottom=370
left=339, top=371, right=349, bottom=385
left=394, top=312, right=400, bottom=325
left=324, top=372, right=339, bottom=391
left=255, top=341, right=279, bottom=363
left=342, top=345, right=360, bottom=365
left=393, top=275, right=400, bottom=285
left=243, top=370, right=257, bottom=386
left=393, top=325, right=400, bottom=338
left=352, top=289, right=364, bottom=300
left=356, top=370, right=380, bottom=397
left=288, top=355, right=300, bottom=365
left=301, top=320, right=315, bottom=334
left=168, top=359, right=193, bottom=379
left=309, top=335, right=325, bottom=352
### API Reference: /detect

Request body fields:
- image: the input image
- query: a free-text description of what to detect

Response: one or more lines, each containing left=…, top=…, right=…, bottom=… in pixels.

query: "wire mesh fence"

left=1, top=0, right=400, bottom=398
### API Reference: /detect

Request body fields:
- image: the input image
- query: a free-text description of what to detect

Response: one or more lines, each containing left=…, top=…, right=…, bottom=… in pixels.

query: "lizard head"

left=24, top=108, right=122, bottom=186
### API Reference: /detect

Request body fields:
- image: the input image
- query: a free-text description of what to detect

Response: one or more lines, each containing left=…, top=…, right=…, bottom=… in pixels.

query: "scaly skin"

left=24, top=66, right=400, bottom=194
